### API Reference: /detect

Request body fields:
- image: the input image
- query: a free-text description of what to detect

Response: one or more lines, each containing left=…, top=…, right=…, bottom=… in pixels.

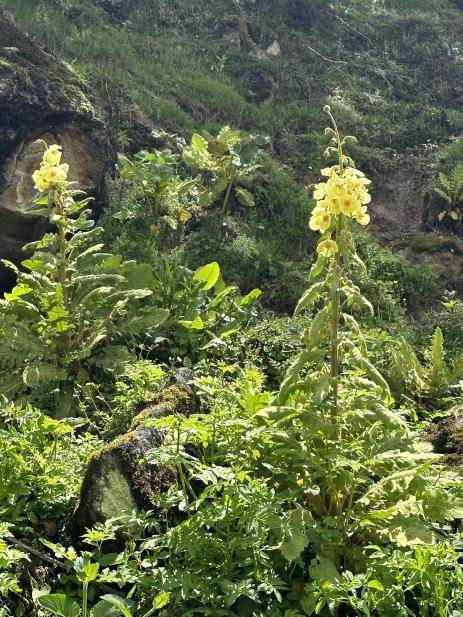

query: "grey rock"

left=0, top=7, right=110, bottom=287
left=221, top=31, right=241, bottom=50
left=266, top=40, right=281, bottom=57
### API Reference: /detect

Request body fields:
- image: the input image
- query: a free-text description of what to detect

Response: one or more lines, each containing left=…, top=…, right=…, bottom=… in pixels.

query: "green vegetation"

left=3, top=1, right=463, bottom=616
left=2, top=103, right=463, bottom=617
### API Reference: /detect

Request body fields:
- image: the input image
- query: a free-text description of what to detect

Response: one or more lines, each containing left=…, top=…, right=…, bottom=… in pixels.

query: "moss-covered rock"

left=429, top=414, right=463, bottom=467
left=0, top=7, right=110, bottom=288
left=70, top=384, right=199, bottom=536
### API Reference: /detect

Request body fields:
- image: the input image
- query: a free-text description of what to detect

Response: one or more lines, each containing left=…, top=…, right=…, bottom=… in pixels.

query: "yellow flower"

left=313, top=182, right=327, bottom=200
left=356, top=207, right=370, bottom=226
left=317, top=238, right=339, bottom=257
left=340, top=195, right=362, bottom=216
left=179, top=210, right=191, bottom=223
left=321, top=166, right=338, bottom=177
left=32, top=162, right=69, bottom=191
left=43, top=164, right=69, bottom=183
left=32, top=169, right=50, bottom=192
left=309, top=209, right=332, bottom=233
left=43, top=144, right=62, bottom=166
left=324, top=197, right=342, bottom=215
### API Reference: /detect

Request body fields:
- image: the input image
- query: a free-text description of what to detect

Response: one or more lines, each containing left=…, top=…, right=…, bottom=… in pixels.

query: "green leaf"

left=193, top=262, right=221, bottom=290
left=23, top=363, right=65, bottom=388
left=309, top=256, right=327, bottom=280
left=384, top=516, right=434, bottom=547
left=38, top=595, right=79, bottom=617
left=191, top=134, right=209, bottom=152
left=153, top=593, right=170, bottom=609
left=280, top=529, right=308, bottom=561
left=309, top=557, right=341, bottom=584
left=235, top=187, right=254, bottom=207
left=178, top=315, right=204, bottom=330
left=367, top=580, right=384, bottom=591
left=99, top=595, right=135, bottom=617
left=76, top=562, right=99, bottom=584
left=314, top=373, right=331, bottom=404
left=294, top=281, right=324, bottom=315
left=239, top=288, right=262, bottom=306
left=91, top=600, right=123, bottom=617
left=308, top=306, right=330, bottom=346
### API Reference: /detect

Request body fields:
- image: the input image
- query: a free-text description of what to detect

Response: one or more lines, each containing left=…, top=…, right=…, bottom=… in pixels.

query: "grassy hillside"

left=2, top=0, right=463, bottom=311
left=4, top=0, right=463, bottom=172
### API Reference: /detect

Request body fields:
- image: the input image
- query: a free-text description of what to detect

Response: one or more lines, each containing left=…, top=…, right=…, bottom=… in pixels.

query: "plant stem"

left=330, top=216, right=343, bottom=438
left=220, top=174, right=234, bottom=219
left=326, top=107, right=345, bottom=439
left=82, top=583, right=88, bottom=617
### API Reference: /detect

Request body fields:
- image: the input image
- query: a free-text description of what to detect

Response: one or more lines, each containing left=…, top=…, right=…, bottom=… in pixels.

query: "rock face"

left=429, top=414, right=463, bottom=466
left=0, top=7, right=109, bottom=287
left=71, top=384, right=199, bottom=536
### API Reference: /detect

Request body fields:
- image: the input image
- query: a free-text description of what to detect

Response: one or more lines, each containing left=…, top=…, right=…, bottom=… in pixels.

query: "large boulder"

left=0, top=6, right=109, bottom=287
left=70, top=383, right=199, bottom=536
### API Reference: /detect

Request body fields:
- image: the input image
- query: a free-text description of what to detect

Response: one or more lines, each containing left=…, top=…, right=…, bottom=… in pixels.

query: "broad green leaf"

left=313, top=373, right=331, bottom=404
left=367, top=580, right=384, bottom=591
left=38, top=594, right=79, bottom=617
left=153, top=593, right=170, bottom=609
left=384, top=516, right=434, bottom=547
left=309, top=557, right=341, bottom=584
left=178, top=315, right=204, bottom=330
left=23, top=363, right=65, bottom=388
left=191, top=133, right=209, bottom=152
left=280, top=529, right=308, bottom=561
left=193, top=262, right=220, bottom=290
left=76, top=562, right=99, bottom=584
left=235, top=187, right=254, bottom=207
left=91, top=600, right=122, bottom=617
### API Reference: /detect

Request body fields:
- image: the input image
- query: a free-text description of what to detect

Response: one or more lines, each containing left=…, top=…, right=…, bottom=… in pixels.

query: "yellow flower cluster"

left=32, top=144, right=69, bottom=192
left=310, top=165, right=371, bottom=234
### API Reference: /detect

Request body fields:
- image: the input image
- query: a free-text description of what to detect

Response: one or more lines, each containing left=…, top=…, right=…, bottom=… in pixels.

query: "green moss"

left=394, top=235, right=463, bottom=254
left=89, top=428, right=139, bottom=463
left=98, top=460, right=135, bottom=519
left=131, top=385, right=194, bottom=429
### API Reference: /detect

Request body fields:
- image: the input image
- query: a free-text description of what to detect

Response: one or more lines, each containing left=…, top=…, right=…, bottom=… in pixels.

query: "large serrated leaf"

left=294, top=281, right=324, bottom=315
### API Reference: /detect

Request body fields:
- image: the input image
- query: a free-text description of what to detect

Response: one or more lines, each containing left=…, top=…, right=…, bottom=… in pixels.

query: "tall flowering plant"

left=271, top=107, right=463, bottom=614
left=278, top=106, right=380, bottom=432
left=0, top=142, right=168, bottom=416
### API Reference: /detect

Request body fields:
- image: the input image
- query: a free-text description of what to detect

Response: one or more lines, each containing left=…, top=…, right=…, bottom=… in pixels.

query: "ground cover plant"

left=1, top=105, right=463, bottom=617
left=3, top=3, right=463, bottom=613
